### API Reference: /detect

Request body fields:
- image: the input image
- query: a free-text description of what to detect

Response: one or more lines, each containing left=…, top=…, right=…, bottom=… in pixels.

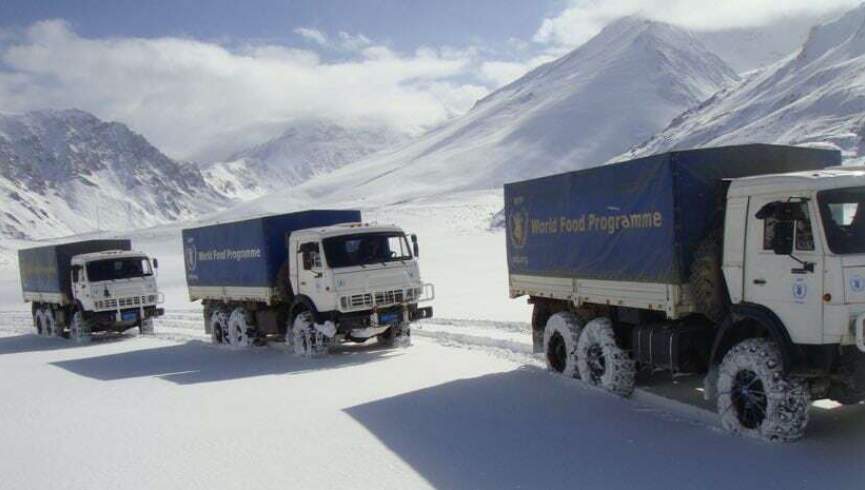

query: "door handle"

left=753, top=279, right=767, bottom=285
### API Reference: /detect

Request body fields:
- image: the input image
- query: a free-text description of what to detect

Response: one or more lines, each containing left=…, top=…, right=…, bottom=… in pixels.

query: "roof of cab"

left=73, top=250, right=149, bottom=262
left=727, top=167, right=865, bottom=198
left=294, top=222, right=405, bottom=239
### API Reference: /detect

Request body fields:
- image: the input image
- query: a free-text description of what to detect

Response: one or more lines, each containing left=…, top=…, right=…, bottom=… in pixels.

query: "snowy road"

left=2, top=312, right=865, bottom=489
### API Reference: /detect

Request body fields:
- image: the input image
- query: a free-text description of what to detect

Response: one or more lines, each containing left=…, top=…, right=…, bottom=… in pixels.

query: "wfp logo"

left=185, top=241, right=198, bottom=274
left=509, top=207, right=529, bottom=249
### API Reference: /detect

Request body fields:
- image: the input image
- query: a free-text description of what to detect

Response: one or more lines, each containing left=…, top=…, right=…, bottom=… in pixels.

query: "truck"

left=19, top=239, right=164, bottom=341
left=181, top=210, right=434, bottom=355
left=505, top=144, right=865, bottom=441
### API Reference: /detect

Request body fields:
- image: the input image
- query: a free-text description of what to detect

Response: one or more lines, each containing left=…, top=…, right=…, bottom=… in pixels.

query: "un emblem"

left=509, top=208, right=529, bottom=249
left=185, top=242, right=198, bottom=273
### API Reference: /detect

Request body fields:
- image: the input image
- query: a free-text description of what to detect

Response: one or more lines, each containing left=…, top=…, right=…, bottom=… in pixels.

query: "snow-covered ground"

left=0, top=189, right=530, bottom=322
left=2, top=314, right=865, bottom=489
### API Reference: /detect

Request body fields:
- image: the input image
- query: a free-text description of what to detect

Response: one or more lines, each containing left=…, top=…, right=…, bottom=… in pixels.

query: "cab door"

left=297, top=241, right=329, bottom=307
left=743, top=195, right=824, bottom=344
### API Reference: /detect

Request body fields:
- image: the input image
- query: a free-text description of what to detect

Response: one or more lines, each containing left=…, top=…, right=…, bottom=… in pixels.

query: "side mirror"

left=756, top=201, right=807, bottom=222
left=411, top=234, right=419, bottom=258
left=771, top=221, right=795, bottom=256
left=71, top=265, right=81, bottom=283
left=152, top=258, right=159, bottom=269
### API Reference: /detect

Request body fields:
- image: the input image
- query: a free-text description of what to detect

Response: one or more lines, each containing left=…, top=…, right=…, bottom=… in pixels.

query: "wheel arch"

left=709, top=303, right=800, bottom=374
left=290, top=295, right=322, bottom=324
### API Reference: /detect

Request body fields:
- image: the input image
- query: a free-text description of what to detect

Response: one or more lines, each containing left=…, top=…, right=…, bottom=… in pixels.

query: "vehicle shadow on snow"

left=50, top=341, right=402, bottom=385
left=345, top=366, right=865, bottom=490
left=0, top=333, right=130, bottom=355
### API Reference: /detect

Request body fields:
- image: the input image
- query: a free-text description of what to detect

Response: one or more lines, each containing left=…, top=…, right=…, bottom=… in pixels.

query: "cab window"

left=762, top=202, right=813, bottom=251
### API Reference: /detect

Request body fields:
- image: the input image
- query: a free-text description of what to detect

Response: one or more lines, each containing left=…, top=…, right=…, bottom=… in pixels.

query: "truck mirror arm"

left=787, top=254, right=814, bottom=274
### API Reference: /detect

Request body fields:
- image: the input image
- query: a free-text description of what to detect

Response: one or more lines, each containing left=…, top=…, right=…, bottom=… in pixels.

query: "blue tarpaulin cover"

left=182, top=210, right=361, bottom=290
left=19, top=240, right=132, bottom=297
left=504, top=144, right=841, bottom=284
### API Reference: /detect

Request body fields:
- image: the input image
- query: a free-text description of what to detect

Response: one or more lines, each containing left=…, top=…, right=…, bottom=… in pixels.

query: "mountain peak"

left=799, top=2, right=865, bottom=61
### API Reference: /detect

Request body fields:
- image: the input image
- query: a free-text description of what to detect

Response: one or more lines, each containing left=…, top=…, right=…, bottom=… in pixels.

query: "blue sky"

left=1, top=0, right=562, bottom=53
left=0, top=0, right=859, bottom=161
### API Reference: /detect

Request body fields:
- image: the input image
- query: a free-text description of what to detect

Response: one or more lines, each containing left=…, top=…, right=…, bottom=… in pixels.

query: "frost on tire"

left=543, top=312, right=583, bottom=378
left=291, top=311, right=332, bottom=357
left=378, top=325, right=411, bottom=348
left=225, top=307, right=255, bottom=347
left=69, top=311, right=92, bottom=343
left=716, top=338, right=810, bottom=442
left=139, top=318, right=155, bottom=335
left=576, top=317, right=635, bottom=397
left=209, top=308, right=228, bottom=344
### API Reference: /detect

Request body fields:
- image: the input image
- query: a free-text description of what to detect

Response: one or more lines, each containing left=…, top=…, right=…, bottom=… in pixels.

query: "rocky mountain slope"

left=289, top=16, right=739, bottom=205
left=622, top=4, right=865, bottom=165
left=0, top=109, right=226, bottom=240
left=202, top=121, right=408, bottom=200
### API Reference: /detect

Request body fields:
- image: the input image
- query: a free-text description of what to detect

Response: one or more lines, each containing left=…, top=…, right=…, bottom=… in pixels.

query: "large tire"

left=33, top=308, right=45, bottom=336
left=377, top=324, right=411, bottom=348
left=69, top=311, right=93, bottom=343
left=209, top=307, right=229, bottom=344
left=225, top=307, right=255, bottom=347
left=689, top=234, right=728, bottom=323
left=576, top=318, right=635, bottom=396
left=43, top=307, right=63, bottom=337
left=543, top=312, right=583, bottom=378
left=717, top=338, right=810, bottom=442
left=291, top=311, right=331, bottom=357
left=139, top=318, right=155, bottom=335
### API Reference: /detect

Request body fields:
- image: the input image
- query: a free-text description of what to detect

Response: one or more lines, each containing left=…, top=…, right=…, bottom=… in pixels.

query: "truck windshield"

left=86, top=257, right=153, bottom=282
left=323, top=232, right=412, bottom=268
left=818, top=187, right=865, bottom=254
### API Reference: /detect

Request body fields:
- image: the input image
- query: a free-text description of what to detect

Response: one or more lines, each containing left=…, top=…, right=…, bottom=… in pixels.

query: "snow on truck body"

left=506, top=144, right=865, bottom=441
left=18, top=239, right=164, bottom=340
left=182, top=210, right=433, bottom=353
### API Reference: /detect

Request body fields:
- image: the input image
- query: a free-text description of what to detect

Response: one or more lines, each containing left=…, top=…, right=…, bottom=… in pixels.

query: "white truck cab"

left=288, top=223, right=434, bottom=344
left=20, top=240, right=164, bottom=342
left=70, top=250, right=163, bottom=329
left=725, top=167, right=865, bottom=353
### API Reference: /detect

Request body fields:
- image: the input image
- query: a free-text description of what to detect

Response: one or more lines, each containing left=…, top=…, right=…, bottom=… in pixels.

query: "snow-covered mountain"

left=0, top=109, right=226, bottom=240
left=623, top=4, right=865, bottom=164
left=289, top=17, right=738, bottom=204
left=202, top=121, right=409, bottom=200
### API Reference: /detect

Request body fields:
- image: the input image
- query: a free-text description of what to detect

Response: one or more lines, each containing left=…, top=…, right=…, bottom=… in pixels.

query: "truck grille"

left=94, top=295, right=158, bottom=311
left=342, top=288, right=414, bottom=310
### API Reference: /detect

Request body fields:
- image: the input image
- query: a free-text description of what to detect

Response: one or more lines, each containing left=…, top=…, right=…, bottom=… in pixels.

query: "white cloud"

left=534, top=0, right=860, bottom=48
left=0, top=20, right=490, bottom=161
left=294, top=27, right=327, bottom=46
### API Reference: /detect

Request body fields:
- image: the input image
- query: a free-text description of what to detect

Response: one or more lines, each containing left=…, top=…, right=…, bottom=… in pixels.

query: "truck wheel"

left=69, top=311, right=92, bottom=343
left=576, top=318, right=635, bottom=396
left=543, top=312, right=583, bottom=378
left=209, top=308, right=229, bottom=344
left=377, top=325, right=411, bottom=348
left=717, top=338, right=810, bottom=442
left=689, top=234, right=728, bottom=323
left=33, top=308, right=45, bottom=336
left=139, top=318, right=155, bottom=335
left=291, top=311, right=331, bottom=357
left=226, top=307, right=254, bottom=347
left=44, top=308, right=62, bottom=337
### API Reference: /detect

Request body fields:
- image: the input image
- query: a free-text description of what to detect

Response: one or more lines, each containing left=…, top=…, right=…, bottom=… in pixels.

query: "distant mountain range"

left=5, top=5, right=865, bottom=241
left=0, top=109, right=225, bottom=239
left=289, top=16, right=739, bottom=203
left=621, top=4, right=865, bottom=165
left=201, top=120, right=408, bottom=200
